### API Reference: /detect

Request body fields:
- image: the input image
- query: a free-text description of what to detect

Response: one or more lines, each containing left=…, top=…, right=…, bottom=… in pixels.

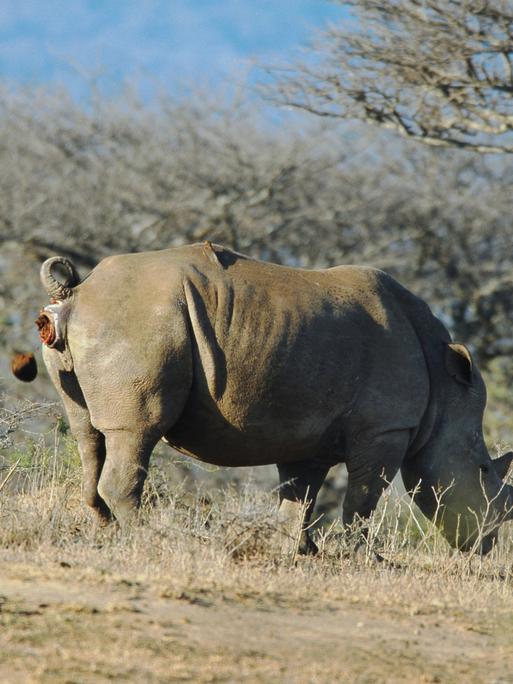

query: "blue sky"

left=0, top=1, right=343, bottom=98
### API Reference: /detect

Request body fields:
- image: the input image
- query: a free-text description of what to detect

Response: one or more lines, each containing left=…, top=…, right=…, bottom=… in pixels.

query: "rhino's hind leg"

left=277, top=460, right=330, bottom=555
left=75, top=425, right=111, bottom=524
left=41, top=350, right=111, bottom=525
left=97, top=429, right=158, bottom=526
left=343, top=430, right=410, bottom=547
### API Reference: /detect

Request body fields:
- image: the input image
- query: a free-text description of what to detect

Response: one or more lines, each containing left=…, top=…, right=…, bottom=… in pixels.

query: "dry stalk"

left=0, top=457, right=21, bottom=494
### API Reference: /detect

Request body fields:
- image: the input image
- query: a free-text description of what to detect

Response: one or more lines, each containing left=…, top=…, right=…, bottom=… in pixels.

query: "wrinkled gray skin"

left=39, top=243, right=513, bottom=554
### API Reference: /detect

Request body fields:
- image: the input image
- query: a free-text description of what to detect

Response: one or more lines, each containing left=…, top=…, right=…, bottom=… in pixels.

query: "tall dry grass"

left=2, top=425, right=513, bottom=622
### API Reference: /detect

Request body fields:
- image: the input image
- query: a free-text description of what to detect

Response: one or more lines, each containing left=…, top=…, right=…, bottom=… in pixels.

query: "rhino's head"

left=432, top=449, right=513, bottom=554
left=402, top=343, right=513, bottom=554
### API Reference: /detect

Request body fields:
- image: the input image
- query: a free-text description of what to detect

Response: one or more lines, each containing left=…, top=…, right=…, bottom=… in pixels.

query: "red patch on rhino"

left=35, top=311, right=57, bottom=346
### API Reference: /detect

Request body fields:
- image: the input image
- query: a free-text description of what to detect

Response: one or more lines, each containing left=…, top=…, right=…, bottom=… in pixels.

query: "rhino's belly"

left=163, top=408, right=341, bottom=467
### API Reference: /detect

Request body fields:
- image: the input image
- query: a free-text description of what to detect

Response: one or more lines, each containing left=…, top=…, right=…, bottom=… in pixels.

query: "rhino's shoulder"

left=148, top=242, right=252, bottom=275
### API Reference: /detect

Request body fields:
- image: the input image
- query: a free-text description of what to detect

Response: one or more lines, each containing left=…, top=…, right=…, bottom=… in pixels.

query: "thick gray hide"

left=41, top=243, right=513, bottom=552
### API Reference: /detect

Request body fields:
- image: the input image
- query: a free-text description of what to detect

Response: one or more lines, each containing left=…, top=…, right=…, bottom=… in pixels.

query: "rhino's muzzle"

left=454, top=482, right=513, bottom=554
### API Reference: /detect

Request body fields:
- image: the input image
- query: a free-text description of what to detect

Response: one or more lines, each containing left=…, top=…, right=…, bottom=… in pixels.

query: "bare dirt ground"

left=2, top=449, right=513, bottom=684
left=2, top=555, right=513, bottom=684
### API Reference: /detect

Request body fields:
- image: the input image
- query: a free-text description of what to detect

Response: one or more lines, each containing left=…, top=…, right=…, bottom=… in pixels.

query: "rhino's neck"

left=396, top=309, right=450, bottom=461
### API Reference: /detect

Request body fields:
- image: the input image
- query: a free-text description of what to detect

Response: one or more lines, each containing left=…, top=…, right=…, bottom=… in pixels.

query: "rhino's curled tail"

left=40, top=256, right=80, bottom=301
left=30, top=256, right=80, bottom=376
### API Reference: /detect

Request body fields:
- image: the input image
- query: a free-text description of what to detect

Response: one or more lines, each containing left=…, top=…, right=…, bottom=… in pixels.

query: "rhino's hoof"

left=297, top=533, right=318, bottom=556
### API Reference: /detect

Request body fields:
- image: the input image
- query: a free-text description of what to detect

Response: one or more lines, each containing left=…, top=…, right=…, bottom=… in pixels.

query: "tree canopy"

left=269, top=0, right=513, bottom=153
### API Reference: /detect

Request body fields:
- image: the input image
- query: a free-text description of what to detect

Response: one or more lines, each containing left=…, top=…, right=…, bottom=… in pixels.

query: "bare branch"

left=265, top=0, right=513, bottom=153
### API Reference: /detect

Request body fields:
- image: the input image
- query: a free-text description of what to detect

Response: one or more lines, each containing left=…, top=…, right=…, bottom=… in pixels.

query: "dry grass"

left=2, top=434, right=513, bottom=682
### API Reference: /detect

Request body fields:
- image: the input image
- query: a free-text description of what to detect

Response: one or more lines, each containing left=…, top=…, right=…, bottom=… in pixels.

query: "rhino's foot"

left=297, top=531, right=318, bottom=556
left=280, top=532, right=318, bottom=560
left=94, top=510, right=115, bottom=528
left=84, top=493, right=113, bottom=527
left=361, top=550, right=402, bottom=569
left=339, top=543, right=381, bottom=564
left=333, top=535, right=402, bottom=568
left=86, top=509, right=115, bottom=540
left=95, top=503, right=114, bottom=526
left=278, top=498, right=316, bottom=557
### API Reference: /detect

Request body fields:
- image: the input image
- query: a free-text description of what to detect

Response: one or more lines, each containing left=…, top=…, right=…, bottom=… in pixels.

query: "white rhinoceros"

left=34, top=242, right=513, bottom=553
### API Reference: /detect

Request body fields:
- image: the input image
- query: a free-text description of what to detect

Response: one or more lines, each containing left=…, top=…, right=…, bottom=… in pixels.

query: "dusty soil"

left=1, top=559, right=513, bottom=684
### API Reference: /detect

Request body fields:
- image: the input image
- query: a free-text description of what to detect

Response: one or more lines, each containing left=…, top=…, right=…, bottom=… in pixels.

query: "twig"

left=0, top=457, right=21, bottom=494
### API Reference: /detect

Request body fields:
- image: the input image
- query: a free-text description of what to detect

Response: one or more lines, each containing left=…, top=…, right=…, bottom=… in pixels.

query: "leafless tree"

left=0, top=87, right=351, bottom=268
left=1, top=84, right=513, bottom=389
left=267, top=0, right=513, bottom=153
left=2, top=83, right=513, bottom=467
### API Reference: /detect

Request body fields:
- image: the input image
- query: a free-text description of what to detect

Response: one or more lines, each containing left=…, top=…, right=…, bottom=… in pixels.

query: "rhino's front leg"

left=97, top=429, right=158, bottom=525
left=277, top=460, right=330, bottom=555
left=343, top=430, right=410, bottom=543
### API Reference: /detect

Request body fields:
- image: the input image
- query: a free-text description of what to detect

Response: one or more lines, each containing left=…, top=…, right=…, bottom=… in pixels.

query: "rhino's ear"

left=493, top=452, right=513, bottom=480
left=445, top=343, right=473, bottom=386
